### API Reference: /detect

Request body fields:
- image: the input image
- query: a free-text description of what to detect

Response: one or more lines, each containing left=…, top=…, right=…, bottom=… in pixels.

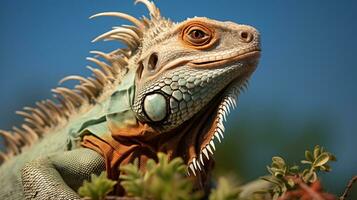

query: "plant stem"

left=340, top=176, right=357, bottom=200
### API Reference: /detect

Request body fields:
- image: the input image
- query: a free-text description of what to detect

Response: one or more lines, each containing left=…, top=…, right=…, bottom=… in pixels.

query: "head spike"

left=59, top=75, right=97, bottom=89
left=109, top=48, right=131, bottom=59
left=15, top=111, right=41, bottom=125
left=106, top=34, right=138, bottom=51
left=52, top=87, right=87, bottom=106
left=75, top=85, right=96, bottom=99
left=135, top=0, right=161, bottom=19
left=0, top=130, right=20, bottom=154
left=19, top=108, right=46, bottom=126
left=87, top=77, right=103, bottom=90
left=35, top=101, right=56, bottom=124
left=90, top=12, right=145, bottom=30
left=86, top=66, right=108, bottom=85
left=12, top=126, right=34, bottom=146
left=23, top=117, right=44, bottom=132
left=113, top=27, right=141, bottom=41
left=92, top=27, right=140, bottom=43
left=53, top=94, right=74, bottom=115
left=22, top=124, right=39, bottom=140
left=45, top=100, right=64, bottom=119
left=90, top=51, right=111, bottom=61
left=86, top=57, right=114, bottom=77
left=122, top=25, right=143, bottom=38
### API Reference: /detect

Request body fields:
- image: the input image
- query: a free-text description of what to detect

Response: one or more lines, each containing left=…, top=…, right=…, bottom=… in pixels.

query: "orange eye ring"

left=180, top=21, right=217, bottom=50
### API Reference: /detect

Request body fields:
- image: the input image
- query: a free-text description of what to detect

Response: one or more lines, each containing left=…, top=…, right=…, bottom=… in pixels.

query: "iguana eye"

left=189, top=29, right=206, bottom=40
left=181, top=21, right=217, bottom=50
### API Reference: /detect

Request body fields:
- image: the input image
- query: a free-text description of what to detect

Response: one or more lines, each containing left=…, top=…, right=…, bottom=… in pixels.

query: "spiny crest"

left=187, top=80, right=247, bottom=176
left=0, top=0, right=167, bottom=165
left=91, top=0, right=174, bottom=54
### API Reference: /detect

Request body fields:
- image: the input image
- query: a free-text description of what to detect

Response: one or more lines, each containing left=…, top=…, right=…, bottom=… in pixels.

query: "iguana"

left=0, top=0, right=260, bottom=199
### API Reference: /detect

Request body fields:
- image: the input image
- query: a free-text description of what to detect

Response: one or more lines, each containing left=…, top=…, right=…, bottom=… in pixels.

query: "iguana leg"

left=21, top=148, right=105, bottom=200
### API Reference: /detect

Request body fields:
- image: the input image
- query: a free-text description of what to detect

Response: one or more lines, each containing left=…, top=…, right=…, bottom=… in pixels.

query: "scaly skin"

left=0, top=1, right=260, bottom=199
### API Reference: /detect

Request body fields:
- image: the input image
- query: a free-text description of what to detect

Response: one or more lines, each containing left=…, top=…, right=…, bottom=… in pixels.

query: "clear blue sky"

left=0, top=0, right=356, bottom=192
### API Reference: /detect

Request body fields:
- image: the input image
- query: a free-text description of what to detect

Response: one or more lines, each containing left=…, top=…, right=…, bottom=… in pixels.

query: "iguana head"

left=90, top=0, right=260, bottom=176
left=133, top=17, right=260, bottom=131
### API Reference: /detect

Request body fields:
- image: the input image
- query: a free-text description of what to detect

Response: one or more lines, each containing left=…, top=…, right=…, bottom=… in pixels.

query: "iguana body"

left=0, top=1, right=261, bottom=199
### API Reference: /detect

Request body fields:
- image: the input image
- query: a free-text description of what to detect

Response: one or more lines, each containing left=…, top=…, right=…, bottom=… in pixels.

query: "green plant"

left=76, top=146, right=343, bottom=200
left=301, top=145, right=336, bottom=183
left=261, top=156, right=299, bottom=199
left=78, top=172, right=117, bottom=200
left=209, top=177, right=241, bottom=200
left=120, top=153, right=202, bottom=200
left=261, top=145, right=336, bottom=200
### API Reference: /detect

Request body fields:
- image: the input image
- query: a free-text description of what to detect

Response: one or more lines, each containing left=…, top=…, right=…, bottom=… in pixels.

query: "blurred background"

left=0, top=0, right=356, bottom=197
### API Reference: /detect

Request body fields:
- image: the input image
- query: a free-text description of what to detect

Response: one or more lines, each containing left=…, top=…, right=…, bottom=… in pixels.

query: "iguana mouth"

left=188, top=50, right=261, bottom=68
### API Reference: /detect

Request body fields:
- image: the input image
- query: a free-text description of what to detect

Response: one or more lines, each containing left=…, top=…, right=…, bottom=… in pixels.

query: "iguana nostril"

left=239, top=31, right=253, bottom=43
left=143, top=93, right=167, bottom=122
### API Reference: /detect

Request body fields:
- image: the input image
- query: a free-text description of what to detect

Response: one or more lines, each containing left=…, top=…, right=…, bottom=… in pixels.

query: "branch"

left=340, top=176, right=357, bottom=200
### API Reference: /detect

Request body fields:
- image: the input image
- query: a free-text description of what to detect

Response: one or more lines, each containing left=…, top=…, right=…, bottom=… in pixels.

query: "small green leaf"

left=313, top=152, right=330, bottom=167
left=119, top=160, right=145, bottom=197
left=78, top=172, right=117, bottom=200
left=272, top=156, right=286, bottom=167
left=320, top=165, right=326, bottom=171
left=320, top=164, right=332, bottom=172
left=301, top=160, right=312, bottom=165
left=329, top=153, right=337, bottom=161
left=313, top=145, right=321, bottom=159
left=289, top=165, right=300, bottom=174
left=310, top=172, right=318, bottom=183
left=302, top=169, right=312, bottom=183
left=302, top=170, right=318, bottom=183
left=305, top=150, right=314, bottom=161
left=320, top=146, right=325, bottom=153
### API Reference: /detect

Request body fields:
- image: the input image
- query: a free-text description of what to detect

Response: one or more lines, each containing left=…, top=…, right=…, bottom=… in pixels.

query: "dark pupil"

left=191, top=30, right=204, bottom=39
